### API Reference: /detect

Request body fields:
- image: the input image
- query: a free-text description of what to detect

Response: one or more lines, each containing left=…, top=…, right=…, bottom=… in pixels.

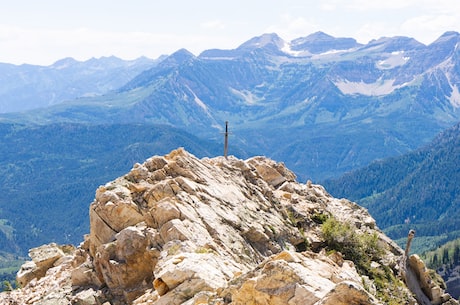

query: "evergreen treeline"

left=322, top=122, right=460, bottom=253
left=423, top=238, right=460, bottom=269
left=422, top=238, right=460, bottom=299
left=0, top=252, right=24, bottom=291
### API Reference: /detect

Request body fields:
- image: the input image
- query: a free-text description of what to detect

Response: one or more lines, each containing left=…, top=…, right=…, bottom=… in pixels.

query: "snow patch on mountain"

left=194, top=95, right=207, bottom=110
left=334, top=78, right=408, bottom=96
left=230, top=87, right=264, bottom=105
left=281, top=41, right=355, bottom=59
left=444, top=70, right=460, bottom=108
left=448, top=85, right=460, bottom=107
left=281, top=42, right=306, bottom=57
left=185, top=85, right=208, bottom=111
left=376, top=51, right=410, bottom=69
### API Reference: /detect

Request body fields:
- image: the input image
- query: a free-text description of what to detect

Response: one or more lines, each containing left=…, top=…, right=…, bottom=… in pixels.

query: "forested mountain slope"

left=0, top=123, right=234, bottom=255
left=323, top=121, right=460, bottom=253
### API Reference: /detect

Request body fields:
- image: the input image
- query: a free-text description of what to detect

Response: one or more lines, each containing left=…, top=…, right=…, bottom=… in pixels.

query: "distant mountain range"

left=2, top=31, right=460, bottom=181
left=1, top=31, right=460, bottom=256
left=0, top=56, right=158, bottom=113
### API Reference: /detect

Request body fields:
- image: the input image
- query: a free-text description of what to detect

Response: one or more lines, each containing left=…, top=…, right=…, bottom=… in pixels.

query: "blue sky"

left=1, top=0, right=460, bottom=65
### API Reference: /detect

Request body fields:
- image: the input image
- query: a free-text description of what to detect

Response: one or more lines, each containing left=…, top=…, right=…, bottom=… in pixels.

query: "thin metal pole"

left=224, top=121, right=229, bottom=159
left=405, top=229, right=415, bottom=257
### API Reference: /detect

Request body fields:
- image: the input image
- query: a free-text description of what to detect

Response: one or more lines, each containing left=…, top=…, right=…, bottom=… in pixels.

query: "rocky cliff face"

left=1, top=148, right=457, bottom=305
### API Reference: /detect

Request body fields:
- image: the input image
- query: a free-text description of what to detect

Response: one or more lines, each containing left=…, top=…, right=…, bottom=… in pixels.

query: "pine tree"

left=442, top=247, right=450, bottom=265
left=453, top=245, right=460, bottom=265
left=431, top=253, right=439, bottom=267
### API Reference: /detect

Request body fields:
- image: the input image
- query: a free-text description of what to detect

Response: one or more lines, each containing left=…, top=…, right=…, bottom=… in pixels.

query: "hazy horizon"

left=1, top=0, right=460, bottom=65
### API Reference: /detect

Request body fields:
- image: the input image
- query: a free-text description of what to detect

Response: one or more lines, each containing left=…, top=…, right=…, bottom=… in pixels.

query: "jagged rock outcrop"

left=16, top=243, right=68, bottom=288
left=1, top=148, right=457, bottom=305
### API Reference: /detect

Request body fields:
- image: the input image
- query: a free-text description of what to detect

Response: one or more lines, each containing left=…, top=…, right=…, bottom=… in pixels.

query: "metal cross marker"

left=224, top=121, right=229, bottom=159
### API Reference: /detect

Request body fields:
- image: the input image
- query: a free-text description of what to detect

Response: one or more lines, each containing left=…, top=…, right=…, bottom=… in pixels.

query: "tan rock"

left=3, top=149, right=458, bottom=305
left=316, top=281, right=380, bottom=305
left=408, top=254, right=456, bottom=304
left=230, top=251, right=365, bottom=305
left=133, top=289, right=160, bottom=304
left=144, top=155, right=168, bottom=172
left=159, top=219, right=193, bottom=243
left=249, top=161, right=287, bottom=187
left=73, top=288, right=99, bottom=305
left=70, top=249, right=103, bottom=288
left=154, top=252, right=236, bottom=293
left=92, top=223, right=159, bottom=302
left=149, top=198, right=182, bottom=228
left=17, top=243, right=65, bottom=287
left=16, top=261, right=39, bottom=288
left=153, top=277, right=170, bottom=296
left=126, top=162, right=150, bottom=182
left=91, top=187, right=145, bottom=233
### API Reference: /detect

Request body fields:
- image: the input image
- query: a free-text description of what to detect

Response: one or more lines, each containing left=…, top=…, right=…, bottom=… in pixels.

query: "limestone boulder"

left=316, top=281, right=380, bottom=305
left=229, top=250, right=369, bottom=305
left=408, top=254, right=455, bottom=305
left=152, top=252, right=239, bottom=305
left=17, top=243, right=66, bottom=287
left=93, top=223, right=160, bottom=302
left=89, top=184, right=145, bottom=256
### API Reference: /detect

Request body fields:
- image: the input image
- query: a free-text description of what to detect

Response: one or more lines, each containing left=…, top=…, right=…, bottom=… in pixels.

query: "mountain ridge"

left=1, top=30, right=460, bottom=258
left=0, top=56, right=158, bottom=113
left=290, top=31, right=363, bottom=54
left=1, top=148, right=457, bottom=305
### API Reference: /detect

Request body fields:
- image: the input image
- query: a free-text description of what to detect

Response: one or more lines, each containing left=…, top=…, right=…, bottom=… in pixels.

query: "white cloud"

left=401, top=15, right=460, bottom=43
left=1, top=0, right=460, bottom=64
left=313, top=0, right=460, bottom=44
left=265, top=14, right=320, bottom=40
left=319, top=3, right=337, bottom=11
left=316, top=0, right=417, bottom=11
left=200, top=20, right=226, bottom=30
left=419, top=0, right=460, bottom=13
left=343, top=0, right=418, bottom=10
left=319, top=0, right=460, bottom=13
left=354, top=22, right=401, bottom=43
left=0, top=25, right=207, bottom=65
left=318, top=0, right=340, bottom=11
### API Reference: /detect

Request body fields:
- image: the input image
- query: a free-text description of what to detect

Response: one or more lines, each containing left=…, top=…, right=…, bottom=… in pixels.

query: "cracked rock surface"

left=2, top=148, right=457, bottom=305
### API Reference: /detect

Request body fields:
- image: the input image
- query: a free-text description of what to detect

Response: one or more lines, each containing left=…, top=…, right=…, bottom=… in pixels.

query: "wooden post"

left=405, top=229, right=415, bottom=257
left=224, top=121, right=229, bottom=159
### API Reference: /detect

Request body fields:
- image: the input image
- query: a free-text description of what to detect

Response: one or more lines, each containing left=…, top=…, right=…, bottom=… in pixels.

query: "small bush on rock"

left=321, top=217, right=383, bottom=273
left=321, top=217, right=410, bottom=303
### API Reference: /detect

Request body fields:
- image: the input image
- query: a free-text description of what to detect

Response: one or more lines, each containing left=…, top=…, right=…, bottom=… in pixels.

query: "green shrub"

left=311, top=212, right=329, bottom=224
left=321, top=217, right=383, bottom=273
left=321, top=217, right=411, bottom=303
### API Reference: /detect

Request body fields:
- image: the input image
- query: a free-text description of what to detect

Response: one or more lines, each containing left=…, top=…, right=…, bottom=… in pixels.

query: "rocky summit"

left=1, top=148, right=458, bottom=305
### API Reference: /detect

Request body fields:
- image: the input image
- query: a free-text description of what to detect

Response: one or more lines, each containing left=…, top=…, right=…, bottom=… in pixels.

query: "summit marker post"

left=224, top=121, right=229, bottom=159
